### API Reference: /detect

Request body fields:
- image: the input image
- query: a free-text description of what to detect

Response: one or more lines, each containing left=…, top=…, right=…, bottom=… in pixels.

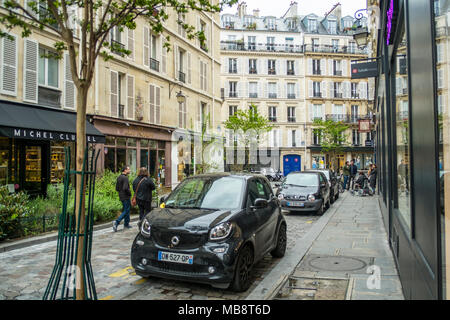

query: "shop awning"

left=0, top=100, right=105, bottom=143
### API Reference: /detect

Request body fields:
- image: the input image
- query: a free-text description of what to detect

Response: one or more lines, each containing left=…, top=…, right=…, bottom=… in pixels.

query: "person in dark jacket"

left=113, top=166, right=132, bottom=232
left=132, top=167, right=156, bottom=221
left=348, top=160, right=358, bottom=190
left=343, top=161, right=351, bottom=190
left=369, top=164, right=378, bottom=193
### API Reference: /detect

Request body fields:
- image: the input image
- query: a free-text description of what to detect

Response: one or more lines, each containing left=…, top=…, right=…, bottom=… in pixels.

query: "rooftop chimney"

left=253, top=9, right=260, bottom=17
left=237, top=1, right=247, bottom=18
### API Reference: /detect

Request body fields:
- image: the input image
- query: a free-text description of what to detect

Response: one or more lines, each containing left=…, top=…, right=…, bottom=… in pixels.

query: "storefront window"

left=158, top=150, right=166, bottom=186
left=105, top=147, right=115, bottom=172
left=50, top=142, right=74, bottom=184
left=116, top=148, right=126, bottom=171
left=127, top=148, right=137, bottom=174
left=434, top=0, right=449, bottom=299
left=394, top=27, right=412, bottom=231
left=0, top=138, right=10, bottom=187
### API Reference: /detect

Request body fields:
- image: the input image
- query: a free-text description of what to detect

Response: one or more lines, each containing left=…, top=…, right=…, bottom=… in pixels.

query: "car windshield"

left=284, top=173, right=319, bottom=187
left=308, top=170, right=330, bottom=181
left=164, top=176, right=244, bottom=210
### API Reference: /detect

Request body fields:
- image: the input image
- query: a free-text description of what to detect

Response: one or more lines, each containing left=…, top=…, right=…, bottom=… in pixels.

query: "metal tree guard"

left=43, top=146, right=100, bottom=300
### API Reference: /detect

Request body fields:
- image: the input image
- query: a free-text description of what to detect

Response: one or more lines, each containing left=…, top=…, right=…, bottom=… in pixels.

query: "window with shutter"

left=23, top=39, right=38, bottom=103
left=127, top=75, right=134, bottom=120
left=1, top=35, right=17, bottom=96
left=155, top=86, right=161, bottom=124
left=64, top=53, right=76, bottom=109
left=161, top=36, right=167, bottom=74
left=110, top=70, right=118, bottom=117
left=127, top=28, right=134, bottom=60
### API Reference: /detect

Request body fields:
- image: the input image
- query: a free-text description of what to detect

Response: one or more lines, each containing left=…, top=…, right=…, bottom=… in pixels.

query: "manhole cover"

left=308, top=256, right=367, bottom=272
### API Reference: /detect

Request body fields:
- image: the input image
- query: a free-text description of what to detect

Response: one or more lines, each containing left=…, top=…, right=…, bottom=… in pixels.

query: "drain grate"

left=275, top=277, right=350, bottom=300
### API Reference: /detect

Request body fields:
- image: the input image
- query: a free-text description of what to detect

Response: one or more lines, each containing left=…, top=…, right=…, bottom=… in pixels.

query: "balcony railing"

left=334, top=92, right=343, bottom=99
left=303, top=44, right=367, bottom=55
left=313, top=69, right=322, bottom=75
left=229, top=92, right=238, bottom=98
left=249, top=68, right=257, bottom=74
left=228, top=68, right=237, bottom=74
left=220, top=41, right=304, bottom=53
left=111, top=40, right=125, bottom=56
left=178, top=71, right=186, bottom=83
left=150, top=58, right=160, bottom=72
left=38, top=86, right=61, bottom=109
left=313, top=92, right=322, bottom=98
left=249, top=93, right=258, bottom=98
left=223, top=22, right=235, bottom=30
left=288, top=117, right=296, bottom=122
left=351, top=93, right=360, bottom=99
left=287, top=69, right=295, bottom=75
left=334, top=70, right=343, bottom=76
left=268, top=93, right=277, bottom=99
left=326, top=114, right=349, bottom=122
left=268, top=68, right=276, bottom=75
left=287, top=94, right=296, bottom=99
left=269, top=116, right=277, bottom=122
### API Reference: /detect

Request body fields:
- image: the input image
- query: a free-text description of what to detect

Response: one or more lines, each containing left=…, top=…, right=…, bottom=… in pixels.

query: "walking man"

left=113, top=166, right=132, bottom=232
left=343, top=161, right=350, bottom=190
left=132, top=167, right=156, bottom=221
left=348, top=159, right=358, bottom=190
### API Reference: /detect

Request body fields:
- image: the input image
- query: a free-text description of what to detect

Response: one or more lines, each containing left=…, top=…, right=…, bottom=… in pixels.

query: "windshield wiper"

left=285, top=183, right=308, bottom=187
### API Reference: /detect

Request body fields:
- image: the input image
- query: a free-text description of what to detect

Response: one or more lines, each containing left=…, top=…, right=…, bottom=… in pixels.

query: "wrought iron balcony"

left=303, top=44, right=367, bottom=55
left=249, top=68, right=257, bottom=74
left=326, top=114, right=349, bottom=122
left=288, top=117, right=296, bottom=123
left=229, top=91, right=238, bottom=98
left=313, top=92, right=322, bottom=98
left=287, top=69, right=295, bottom=75
left=38, top=86, right=61, bottom=109
left=287, top=94, right=296, bottom=99
left=268, top=68, right=276, bottom=75
left=178, top=71, right=186, bottom=83
left=268, top=116, right=277, bottom=122
left=334, top=92, right=343, bottom=99
left=249, top=93, right=258, bottom=98
left=268, top=93, right=277, bottom=99
left=118, top=104, right=125, bottom=119
left=223, top=22, right=235, bottom=29
left=220, top=41, right=304, bottom=53
left=150, top=58, right=160, bottom=72
left=334, top=70, right=343, bottom=76
left=111, top=40, right=125, bottom=56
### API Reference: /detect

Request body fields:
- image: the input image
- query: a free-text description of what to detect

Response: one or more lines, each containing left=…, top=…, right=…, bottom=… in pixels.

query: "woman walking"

left=132, top=168, right=156, bottom=221
left=369, top=164, right=378, bottom=194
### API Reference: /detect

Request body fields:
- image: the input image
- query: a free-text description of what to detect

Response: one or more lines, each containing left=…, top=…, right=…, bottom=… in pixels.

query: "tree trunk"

left=75, top=86, right=88, bottom=300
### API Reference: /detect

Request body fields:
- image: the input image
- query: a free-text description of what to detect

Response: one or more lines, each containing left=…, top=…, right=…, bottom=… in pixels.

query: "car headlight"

left=278, top=193, right=284, bottom=200
left=308, top=194, right=316, bottom=202
left=141, top=218, right=151, bottom=237
left=209, top=222, right=233, bottom=241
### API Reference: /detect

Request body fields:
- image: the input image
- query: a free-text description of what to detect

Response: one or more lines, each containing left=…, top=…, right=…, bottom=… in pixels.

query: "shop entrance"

left=18, top=141, right=49, bottom=197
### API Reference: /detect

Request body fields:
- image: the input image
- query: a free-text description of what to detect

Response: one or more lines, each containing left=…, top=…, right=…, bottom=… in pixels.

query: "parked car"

left=306, top=169, right=339, bottom=203
left=276, top=171, right=331, bottom=215
left=131, top=173, right=287, bottom=292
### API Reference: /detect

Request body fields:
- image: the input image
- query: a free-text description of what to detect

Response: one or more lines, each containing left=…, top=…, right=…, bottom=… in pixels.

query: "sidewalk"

left=248, top=191, right=404, bottom=300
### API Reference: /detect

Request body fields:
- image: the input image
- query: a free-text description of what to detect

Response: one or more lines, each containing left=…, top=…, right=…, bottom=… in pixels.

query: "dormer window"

left=244, top=16, right=253, bottom=26
left=266, top=17, right=276, bottom=30
left=308, top=18, right=317, bottom=32
left=328, top=20, right=337, bottom=34
left=343, top=19, right=353, bottom=29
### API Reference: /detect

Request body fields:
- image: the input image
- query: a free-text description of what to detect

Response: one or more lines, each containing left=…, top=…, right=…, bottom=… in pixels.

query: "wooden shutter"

left=1, top=35, right=17, bottom=96
left=127, top=75, right=134, bottom=119
left=127, top=28, right=134, bottom=60
left=328, top=59, right=333, bottom=76
left=308, top=80, right=313, bottom=98
left=342, top=60, right=348, bottom=77
left=287, top=130, right=292, bottom=147
left=187, top=52, right=192, bottom=84
left=149, top=84, right=155, bottom=123
left=161, top=36, right=167, bottom=74
left=321, top=81, right=327, bottom=98
left=110, top=70, right=118, bottom=117
left=23, top=39, right=38, bottom=103
left=307, top=58, right=312, bottom=75
left=320, top=59, right=326, bottom=75
left=174, top=45, right=180, bottom=80
left=143, top=26, right=149, bottom=67
left=155, top=86, right=160, bottom=124
left=64, top=53, right=76, bottom=109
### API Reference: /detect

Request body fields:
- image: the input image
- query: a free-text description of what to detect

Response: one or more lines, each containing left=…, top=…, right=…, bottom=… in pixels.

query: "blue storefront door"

left=283, top=155, right=301, bottom=176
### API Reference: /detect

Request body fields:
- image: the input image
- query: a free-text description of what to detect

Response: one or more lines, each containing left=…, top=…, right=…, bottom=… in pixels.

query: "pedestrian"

left=113, top=166, right=132, bottom=232
left=369, top=164, right=377, bottom=193
left=132, top=167, right=156, bottom=221
left=343, top=161, right=350, bottom=190
left=348, top=159, right=358, bottom=190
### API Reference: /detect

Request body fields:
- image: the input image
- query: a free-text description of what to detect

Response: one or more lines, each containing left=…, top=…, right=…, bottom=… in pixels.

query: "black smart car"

left=131, top=173, right=286, bottom=292
left=276, top=171, right=331, bottom=215
left=306, top=169, right=339, bottom=203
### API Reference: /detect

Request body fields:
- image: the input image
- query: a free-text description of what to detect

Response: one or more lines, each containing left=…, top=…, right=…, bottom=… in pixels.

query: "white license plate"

left=158, top=251, right=194, bottom=264
left=287, top=201, right=305, bottom=207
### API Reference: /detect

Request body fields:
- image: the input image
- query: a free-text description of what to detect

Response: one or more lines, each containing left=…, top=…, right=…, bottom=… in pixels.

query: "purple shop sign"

left=386, top=0, right=394, bottom=45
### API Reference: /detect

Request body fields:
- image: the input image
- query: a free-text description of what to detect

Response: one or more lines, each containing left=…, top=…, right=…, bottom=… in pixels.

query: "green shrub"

left=0, top=186, right=32, bottom=240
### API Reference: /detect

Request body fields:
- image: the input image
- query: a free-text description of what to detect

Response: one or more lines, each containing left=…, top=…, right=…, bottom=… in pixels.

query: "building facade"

left=374, top=0, right=449, bottom=299
left=0, top=2, right=224, bottom=195
left=220, top=2, right=375, bottom=175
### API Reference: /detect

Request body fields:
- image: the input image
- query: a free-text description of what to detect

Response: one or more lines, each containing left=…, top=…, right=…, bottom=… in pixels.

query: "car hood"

left=146, top=208, right=237, bottom=233
left=280, top=185, right=318, bottom=196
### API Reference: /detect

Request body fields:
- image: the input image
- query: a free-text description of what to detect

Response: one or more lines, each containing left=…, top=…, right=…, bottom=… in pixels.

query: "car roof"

left=188, top=172, right=266, bottom=180
left=287, top=171, right=321, bottom=175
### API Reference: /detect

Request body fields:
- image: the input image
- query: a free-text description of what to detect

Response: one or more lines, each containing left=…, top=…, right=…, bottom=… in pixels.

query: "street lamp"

left=353, top=8, right=369, bottom=48
left=176, top=90, right=186, bottom=104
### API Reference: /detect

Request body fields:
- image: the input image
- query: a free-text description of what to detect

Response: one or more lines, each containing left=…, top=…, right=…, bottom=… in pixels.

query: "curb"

left=245, top=192, right=347, bottom=300
left=0, top=215, right=141, bottom=253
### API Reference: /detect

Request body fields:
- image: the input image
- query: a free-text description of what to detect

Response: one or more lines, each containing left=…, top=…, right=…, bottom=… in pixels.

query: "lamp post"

left=353, top=8, right=369, bottom=48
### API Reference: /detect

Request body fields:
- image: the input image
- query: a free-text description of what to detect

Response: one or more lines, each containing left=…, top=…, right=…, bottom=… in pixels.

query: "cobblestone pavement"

left=0, top=210, right=320, bottom=300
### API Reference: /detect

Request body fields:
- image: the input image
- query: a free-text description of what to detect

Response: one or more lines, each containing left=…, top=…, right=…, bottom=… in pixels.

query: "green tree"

left=0, top=0, right=236, bottom=299
left=224, top=104, right=273, bottom=171
left=312, top=118, right=349, bottom=171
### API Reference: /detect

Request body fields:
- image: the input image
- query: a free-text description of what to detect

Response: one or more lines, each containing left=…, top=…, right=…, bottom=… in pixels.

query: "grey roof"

left=221, top=12, right=367, bottom=36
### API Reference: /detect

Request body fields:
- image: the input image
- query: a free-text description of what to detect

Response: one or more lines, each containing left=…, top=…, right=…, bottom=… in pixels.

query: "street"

left=0, top=207, right=320, bottom=300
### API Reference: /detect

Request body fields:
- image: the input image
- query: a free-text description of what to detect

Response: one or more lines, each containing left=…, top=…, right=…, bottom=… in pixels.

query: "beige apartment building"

left=0, top=2, right=223, bottom=196
left=220, top=2, right=375, bottom=174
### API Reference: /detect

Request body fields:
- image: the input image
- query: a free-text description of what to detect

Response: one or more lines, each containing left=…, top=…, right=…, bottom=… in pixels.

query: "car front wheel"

left=316, top=200, right=324, bottom=216
left=230, top=245, right=254, bottom=292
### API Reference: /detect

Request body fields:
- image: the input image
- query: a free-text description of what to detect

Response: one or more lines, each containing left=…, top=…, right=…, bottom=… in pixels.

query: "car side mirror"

left=252, top=198, right=268, bottom=209
left=320, top=183, right=327, bottom=188
left=160, top=195, right=168, bottom=204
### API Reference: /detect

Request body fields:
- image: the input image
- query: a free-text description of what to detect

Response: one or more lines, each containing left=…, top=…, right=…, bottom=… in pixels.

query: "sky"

left=221, top=0, right=368, bottom=19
